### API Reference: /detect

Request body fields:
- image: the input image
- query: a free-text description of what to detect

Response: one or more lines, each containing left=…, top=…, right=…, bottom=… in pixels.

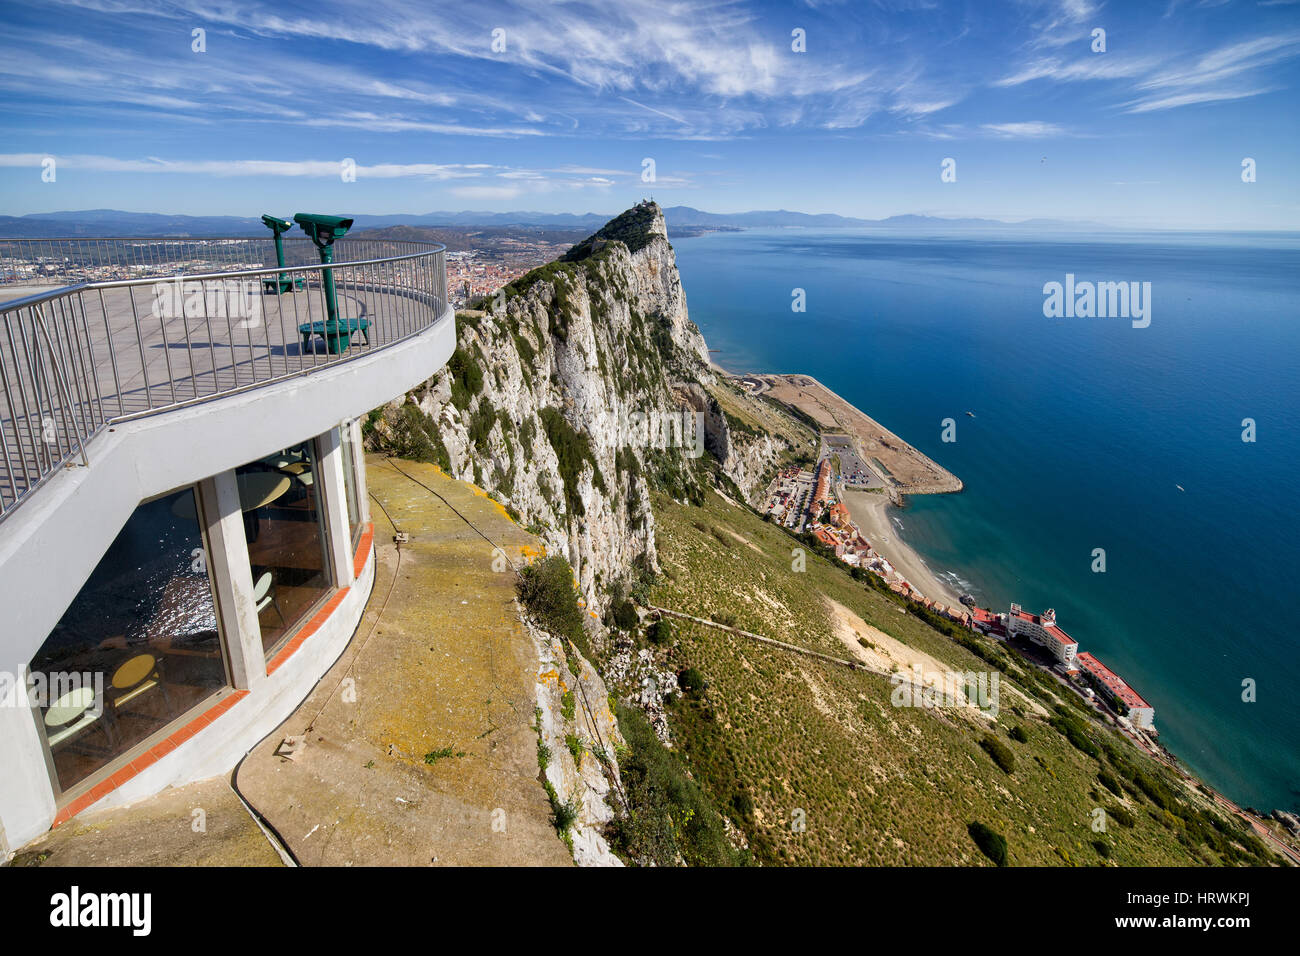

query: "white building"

left=1077, top=652, right=1155, bottom=729
left=1006, top=603, right=1079, bottom=668
left=0, top=230, right=453, bottom=852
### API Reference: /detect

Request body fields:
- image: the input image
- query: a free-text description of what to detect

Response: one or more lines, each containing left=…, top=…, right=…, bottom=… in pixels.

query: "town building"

left=811, top=458, right=831, bottom=516
left=1077, top=652, right=1155, bottom=728
left=1006, top=604, right=1079, bottom=667
left=969, top=606, right=1005, bottom=636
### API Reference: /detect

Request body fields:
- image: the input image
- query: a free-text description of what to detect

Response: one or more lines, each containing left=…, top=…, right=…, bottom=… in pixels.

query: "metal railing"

left=0, top=237, right=448, bottom=521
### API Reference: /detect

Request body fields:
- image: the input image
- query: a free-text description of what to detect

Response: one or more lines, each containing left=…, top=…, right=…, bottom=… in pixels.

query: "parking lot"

left=824, top=435, right=886, bottom=490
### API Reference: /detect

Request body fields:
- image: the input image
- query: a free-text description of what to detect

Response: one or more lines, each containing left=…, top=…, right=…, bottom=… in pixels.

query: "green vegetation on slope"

left=538, top=407, right=605, bottom=516
left=383, top=403, right=451, bottom=473
left=516, top=554, right=590, bottom=660
left=447, top=345, right=484, bottom=410
left=563, top=201, right=662, bottom=259
left=641, top=486, right=1272, bottom=867
left=608, top=703, right=747, bottom=867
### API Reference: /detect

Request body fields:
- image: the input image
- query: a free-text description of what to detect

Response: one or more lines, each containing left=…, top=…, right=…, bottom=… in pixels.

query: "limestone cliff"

left=366, top=201, right=789, bottom=608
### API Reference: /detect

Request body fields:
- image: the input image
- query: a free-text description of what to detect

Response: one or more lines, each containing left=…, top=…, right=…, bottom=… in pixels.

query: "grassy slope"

left=647, top=487, right=1269, bottom=866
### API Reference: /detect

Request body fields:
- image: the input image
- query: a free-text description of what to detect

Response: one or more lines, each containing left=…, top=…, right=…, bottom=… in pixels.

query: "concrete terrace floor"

left=8, top=777, right=285, bottom=867
left=11, top=456, right=570, bottom=867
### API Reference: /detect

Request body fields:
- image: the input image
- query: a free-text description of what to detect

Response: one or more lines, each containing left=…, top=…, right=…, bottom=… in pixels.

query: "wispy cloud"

left=15, top=0, right=968, bottom=139
left=1121, top=86, right=1279, bottom=113
left=995, top=25, right=1300, bottom=114
left=1, top=153, right=508, bottom=181
left=980, top=121, right=1067, bottom=138
left=993, top=55, right=1162, bottom=87
left=0, top=151, right=684, bottom=197
left=1120, top=31, right=1300, bottom=111
left=1020, top=0, right=1102, bottom=50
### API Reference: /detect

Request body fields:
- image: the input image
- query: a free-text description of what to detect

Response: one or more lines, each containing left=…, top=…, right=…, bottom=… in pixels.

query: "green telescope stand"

left=260, top=214, right=304, bottom=294
left=293, top=213, right=368, bottom=354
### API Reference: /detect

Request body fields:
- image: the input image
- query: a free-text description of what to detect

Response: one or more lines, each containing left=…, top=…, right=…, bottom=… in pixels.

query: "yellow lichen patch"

left=470, top=486, right=516, bottom=524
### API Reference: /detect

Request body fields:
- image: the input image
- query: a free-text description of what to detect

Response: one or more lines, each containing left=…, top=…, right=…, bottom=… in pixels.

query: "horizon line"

left=4, top=206, right=1299, bottom=235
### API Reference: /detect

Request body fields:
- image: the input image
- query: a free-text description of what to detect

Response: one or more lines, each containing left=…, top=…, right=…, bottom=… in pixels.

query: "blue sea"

left=673, top=227, right=1300, bottom=814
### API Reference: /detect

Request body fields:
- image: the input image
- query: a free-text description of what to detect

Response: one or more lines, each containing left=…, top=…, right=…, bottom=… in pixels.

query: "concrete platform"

left=7, top=777, right=284, bottom=867
left=229, top=455, right=570, bottom=866
left=1, top=282, right=433, bottom=508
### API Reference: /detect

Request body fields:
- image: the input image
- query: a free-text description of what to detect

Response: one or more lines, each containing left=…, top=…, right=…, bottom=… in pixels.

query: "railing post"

left=31, top=305, right=88, bottom=467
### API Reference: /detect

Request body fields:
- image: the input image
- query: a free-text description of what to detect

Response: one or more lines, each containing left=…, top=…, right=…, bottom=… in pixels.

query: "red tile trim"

left=265, top=586, right=350, bottom=676
left=52, top=690, right=250, bottom=828
left=353, top=522, right=374, bottom=580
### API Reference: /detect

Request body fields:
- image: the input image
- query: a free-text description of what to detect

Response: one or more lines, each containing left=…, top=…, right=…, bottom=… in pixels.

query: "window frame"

left=28, top=482, right=234, bottom=805
left=252, top=436, right=337, bottom=662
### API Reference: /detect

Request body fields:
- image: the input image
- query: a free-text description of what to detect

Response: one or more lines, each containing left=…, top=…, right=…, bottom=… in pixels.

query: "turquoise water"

left=673, top=228, right=1300, bottom=813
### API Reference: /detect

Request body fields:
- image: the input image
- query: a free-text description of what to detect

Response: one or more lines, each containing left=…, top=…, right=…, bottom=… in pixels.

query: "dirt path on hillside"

left=826, top=597, right=1047, bottom=721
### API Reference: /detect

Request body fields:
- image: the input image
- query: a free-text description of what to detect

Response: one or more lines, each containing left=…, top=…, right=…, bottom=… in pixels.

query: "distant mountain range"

left=0, top=206, right=1113, bottom=238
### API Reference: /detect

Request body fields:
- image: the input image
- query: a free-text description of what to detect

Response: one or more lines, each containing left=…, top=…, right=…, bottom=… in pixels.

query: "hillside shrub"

left=611, top=599, right=639, bottom=630
left=516, top=555, right=589, bottom=657
left=678, top=667, right=707, bottom=696
left=980, top=734, right=1016, bottom=774
left=968, top=822, right=1008, bottom=866
left=646, top=618, right=674, bottom=645
left=447, top=347, right=483, bottom=409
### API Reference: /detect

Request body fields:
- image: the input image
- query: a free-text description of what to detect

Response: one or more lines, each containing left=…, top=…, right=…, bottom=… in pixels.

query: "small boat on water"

left=965, top=410, right=976, bottom=418
left=1176, top=484, right=1185, bottom=492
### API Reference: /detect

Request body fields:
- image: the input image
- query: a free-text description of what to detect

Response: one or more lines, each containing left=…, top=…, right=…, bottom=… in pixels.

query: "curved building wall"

left=0, top=304, right=452, bottom=848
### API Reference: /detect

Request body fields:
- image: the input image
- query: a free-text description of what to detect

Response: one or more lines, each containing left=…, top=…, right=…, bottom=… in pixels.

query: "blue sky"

left=1, top=0, right=1298, bottom=227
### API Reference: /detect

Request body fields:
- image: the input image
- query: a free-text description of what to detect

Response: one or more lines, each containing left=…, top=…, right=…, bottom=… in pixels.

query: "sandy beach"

left=842, top=489, right=965, bottom=610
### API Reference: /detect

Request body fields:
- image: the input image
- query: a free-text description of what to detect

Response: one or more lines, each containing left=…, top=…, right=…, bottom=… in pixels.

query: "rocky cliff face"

left=367, top=201, right=779, bottom=607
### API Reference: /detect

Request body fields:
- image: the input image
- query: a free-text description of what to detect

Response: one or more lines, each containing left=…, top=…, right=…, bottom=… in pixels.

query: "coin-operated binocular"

left=259, top=214, right=305, bottom=294
left=294, top=213, right=354, bottom=324
left=292, top=214, right=369, bottom=354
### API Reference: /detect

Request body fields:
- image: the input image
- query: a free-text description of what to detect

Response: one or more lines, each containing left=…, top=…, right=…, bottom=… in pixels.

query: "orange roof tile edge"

left=52, top=690, right=250, bottom=828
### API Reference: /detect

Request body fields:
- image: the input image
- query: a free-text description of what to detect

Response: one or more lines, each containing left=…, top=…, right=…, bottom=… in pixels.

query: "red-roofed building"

left=812, top=458, right=831, bottom=512
left=1077, top=652, right=1155, bottom=729
left=812, top=528, right=843, bottom=556
left=1006, top=603, right=1078, bottom=667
